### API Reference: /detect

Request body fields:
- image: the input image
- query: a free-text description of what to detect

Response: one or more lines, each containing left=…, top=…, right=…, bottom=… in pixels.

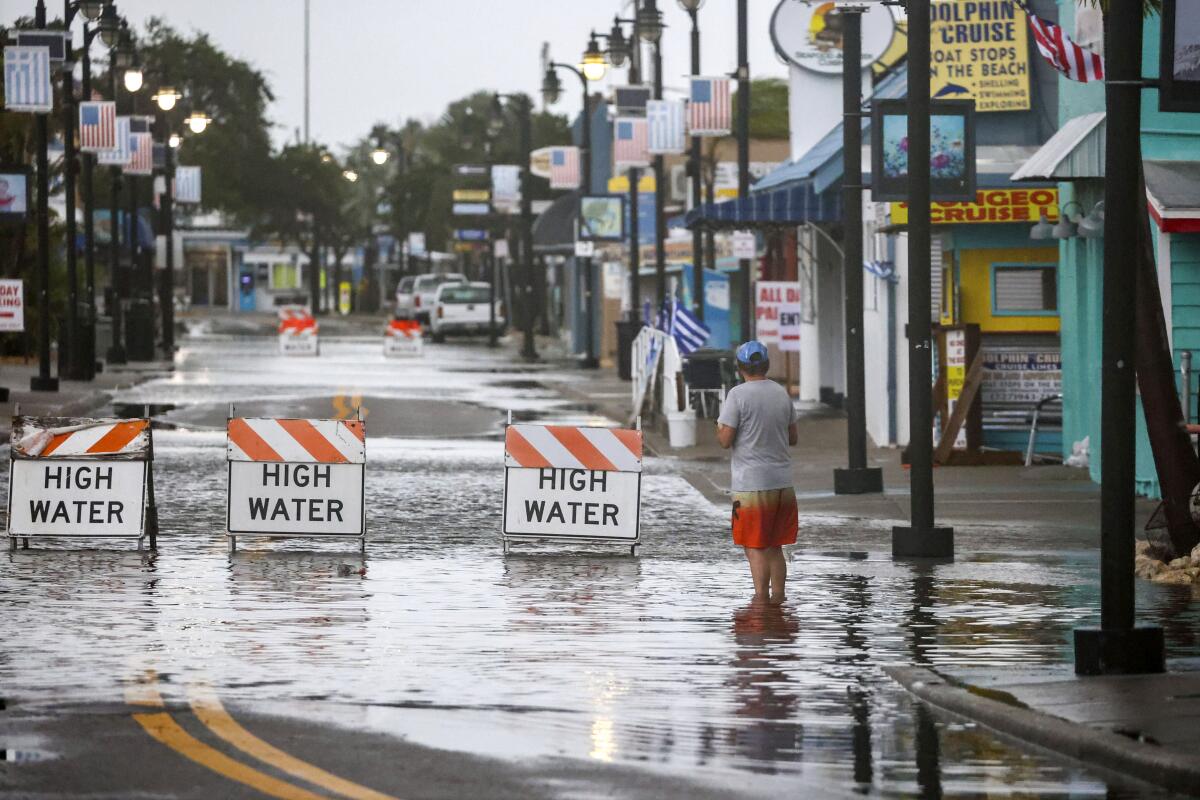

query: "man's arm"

left=717, top=423, right=736, bottom=449
left=788, top=422, right=799, bottom=446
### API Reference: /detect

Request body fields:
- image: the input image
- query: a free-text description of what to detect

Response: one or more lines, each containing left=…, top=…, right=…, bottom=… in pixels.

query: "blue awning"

left=682, top=184, right=842, bottom=230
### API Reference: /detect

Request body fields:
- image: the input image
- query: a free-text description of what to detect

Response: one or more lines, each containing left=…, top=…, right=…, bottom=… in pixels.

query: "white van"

left=394, top=276, right=416, bottom=319
left=412, top=273, right=467, bottom=324
left=429, top=282, right=503, bottom=343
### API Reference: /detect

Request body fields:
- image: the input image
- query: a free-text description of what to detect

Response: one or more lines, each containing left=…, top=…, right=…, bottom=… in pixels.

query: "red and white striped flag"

left=123, top=132, right=154, bottom=175
left=79, top=101, right=117, bottom=152
left=613, top=117, right=649, bottom=169
left=549, top=146, right=581, bottom=190
left=1021, top=3, right=1103, bottom=82
left=688, top=76, right=731, bottom=136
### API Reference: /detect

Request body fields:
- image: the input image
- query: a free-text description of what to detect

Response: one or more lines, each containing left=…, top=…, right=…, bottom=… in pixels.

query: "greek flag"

left=4, top=46, right=53, bottom=113
left=657, top=300, right=710, bottom=355
left=174, top=166, right=202, bottom=204
left=647, top=99, right=686, bottom=155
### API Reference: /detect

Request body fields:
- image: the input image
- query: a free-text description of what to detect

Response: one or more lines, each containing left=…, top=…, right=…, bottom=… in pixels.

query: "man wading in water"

left=717, top=341, right=799, bottom=605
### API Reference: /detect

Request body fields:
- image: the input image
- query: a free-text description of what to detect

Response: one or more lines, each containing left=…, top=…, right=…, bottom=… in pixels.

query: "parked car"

left=393, top=276, right=416, bottom=319
left=412, top=272, right=467, bottom=324
left=429, top=282, right=503, bottom=343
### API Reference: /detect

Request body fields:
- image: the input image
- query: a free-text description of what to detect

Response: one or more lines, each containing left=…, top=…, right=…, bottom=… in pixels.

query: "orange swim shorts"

left=731, top=488, right=798, bottom=549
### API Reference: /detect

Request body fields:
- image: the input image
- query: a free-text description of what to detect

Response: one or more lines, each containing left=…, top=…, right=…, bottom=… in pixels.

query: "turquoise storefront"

left=1019, top=2, right=1200, bottom=496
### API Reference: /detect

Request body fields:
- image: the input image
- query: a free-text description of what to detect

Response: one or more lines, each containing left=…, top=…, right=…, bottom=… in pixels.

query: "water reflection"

left=727, top=602, right=802, bottom=772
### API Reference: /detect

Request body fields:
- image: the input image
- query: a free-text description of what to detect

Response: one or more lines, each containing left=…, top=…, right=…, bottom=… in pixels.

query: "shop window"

left=270, top=262, right=300, bottom=290
left=992, top=264, right=1058, bottom=315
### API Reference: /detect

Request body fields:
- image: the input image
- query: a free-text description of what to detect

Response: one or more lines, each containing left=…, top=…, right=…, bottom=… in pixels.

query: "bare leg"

left=767, top=547, right=787, bottom=605
left=743, top=546, right=771, bottom=602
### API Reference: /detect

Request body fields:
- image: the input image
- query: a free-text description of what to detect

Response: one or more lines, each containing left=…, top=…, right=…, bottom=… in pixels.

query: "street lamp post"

left=106, top=31, right=127, bottom=365
left=833, top=8, right=883, bottom=496
left=638, top=0, right=668, bottom=313
left=545, top=40, right=603, bottom=369
left=31, top=0, right=58, bottom=391
left=496, top=93, right=537, bottom=361
left=736, top=0, right=751, bottom=343
left=679, top=0, right=704, bottom=321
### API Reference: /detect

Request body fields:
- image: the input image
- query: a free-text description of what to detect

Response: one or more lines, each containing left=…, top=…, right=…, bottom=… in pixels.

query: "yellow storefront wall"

left=958, top=246, right=1060, bottom=333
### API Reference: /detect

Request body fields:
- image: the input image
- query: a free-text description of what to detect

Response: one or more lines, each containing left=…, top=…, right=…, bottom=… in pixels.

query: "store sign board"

left=755, top=281, right=802, bottom=344
left=980, top=348, right=1062, bottom=405
left=890, top=188, right=1059, bottom=225
left=930, top=0, right=1031, bottom=112
left=769, top=0, right=898, bottom=74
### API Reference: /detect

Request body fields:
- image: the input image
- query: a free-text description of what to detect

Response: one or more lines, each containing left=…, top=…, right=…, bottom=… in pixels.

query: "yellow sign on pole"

left=889, top=188, right=1058, bottom=225
left=930, top=0, right=1031, bottom=112
left=452, top=189, right=490, bottom=202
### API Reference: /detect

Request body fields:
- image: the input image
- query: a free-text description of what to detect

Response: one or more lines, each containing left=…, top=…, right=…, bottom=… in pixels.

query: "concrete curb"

left=885, top=666, right=1200, bottom=797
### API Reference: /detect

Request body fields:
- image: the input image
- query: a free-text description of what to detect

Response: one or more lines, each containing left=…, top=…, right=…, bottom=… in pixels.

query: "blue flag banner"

left=657, top=300, right=710, bottom=355
left=647, top=99, right=686, bottom=155
left=4, top=46, right=53, bottom=113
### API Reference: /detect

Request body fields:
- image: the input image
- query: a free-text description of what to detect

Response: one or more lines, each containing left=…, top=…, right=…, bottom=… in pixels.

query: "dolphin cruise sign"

left=930, top=0, right=1031, bottom=112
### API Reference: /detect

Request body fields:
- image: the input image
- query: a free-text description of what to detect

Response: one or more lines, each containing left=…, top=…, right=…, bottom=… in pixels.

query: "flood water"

left=2, top=334, right=1197, bottom=798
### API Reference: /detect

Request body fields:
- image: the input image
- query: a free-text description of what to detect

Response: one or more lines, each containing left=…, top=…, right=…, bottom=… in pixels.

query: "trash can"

left=124, top=300, right=156, bottom=362
left=615, top=320, right=641, bottom=381
left=667, top=410, right=697, bottom=448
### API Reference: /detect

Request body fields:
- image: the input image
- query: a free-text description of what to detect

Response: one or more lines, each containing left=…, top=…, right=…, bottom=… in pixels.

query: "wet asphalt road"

left=2, top=330, right=1199, bottom=798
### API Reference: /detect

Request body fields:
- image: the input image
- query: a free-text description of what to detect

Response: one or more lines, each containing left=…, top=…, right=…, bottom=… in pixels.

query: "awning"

left=1011, top=112, right=1105, bottom=182
left=682, top=184, right=842, bottom=230
left=533, top=192, right=577, bottom=255
left=1146, top=160, right=1200, bottom=233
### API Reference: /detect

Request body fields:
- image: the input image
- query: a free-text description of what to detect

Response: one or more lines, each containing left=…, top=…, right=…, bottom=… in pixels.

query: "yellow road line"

left=188, top=684, right=400, bottom=800
left=124, top=670, right=165, bottom=707
left=132, top=712, right=328, bottom=800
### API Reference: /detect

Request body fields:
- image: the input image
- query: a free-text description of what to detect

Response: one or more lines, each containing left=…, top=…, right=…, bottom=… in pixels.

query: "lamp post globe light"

left=185, top=110, right=210, bottom=134
left=540, top=68, right=562, bottom=105
left=343, top=169, right=359, bottom=182
left=637, top=0, right=663, bottom=42
left=371, top=143, right=389, bottom=166
left=580, top=34, right=608, bottom=82
left=98, top=1, right=120, bottom=46
left=607, top=17, right=628, bottom=67
left=123, top=56, right=143, bottom=92
left=152, top=85, right=181, bottom=111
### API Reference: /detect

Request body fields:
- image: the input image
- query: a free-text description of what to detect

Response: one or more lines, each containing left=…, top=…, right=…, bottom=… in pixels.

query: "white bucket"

left=666, top=411, right=697, bottom=448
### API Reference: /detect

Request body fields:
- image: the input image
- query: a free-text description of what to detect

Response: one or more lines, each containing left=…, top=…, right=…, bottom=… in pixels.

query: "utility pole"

left=629, top=166, right=641, bottom=323
left=518, top=95, right=538, bottom=361
left=652, top=39, right=666, bottom=311
left=833, top=8, right=883, bottom=496
left=686, top=3, right=704, bottom=321
left=160, top=117, right=176, bottom=357
left=736, top=0, right=751, bottom=343
left=106, top=53, right=126, bottom=366
left=61, top=0, right=79, bottom=382
left=31, top=0, right=58, bottom=391
left=1073, top=0, right=1164, bottom=676
left=79, top=24, right=98, bottom=380
left=892, top=0, right=952, bottom=558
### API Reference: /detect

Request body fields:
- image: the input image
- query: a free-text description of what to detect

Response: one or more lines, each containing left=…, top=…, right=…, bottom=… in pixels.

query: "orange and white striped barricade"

left=7, top=413, right=156, bottom=550
left=225, top=408, right=366, bottom=552
left=383, top=318, right=422, bottom=357
left=502, top=422, right=643, bottom=555
left=278, top=305, right=319, bottom=356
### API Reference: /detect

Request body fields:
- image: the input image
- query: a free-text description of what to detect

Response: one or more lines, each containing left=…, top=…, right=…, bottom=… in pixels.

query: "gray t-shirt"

left=717, top=379, right=798, bottom=492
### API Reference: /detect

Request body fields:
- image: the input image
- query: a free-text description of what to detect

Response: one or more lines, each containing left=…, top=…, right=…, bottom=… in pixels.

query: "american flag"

left=4, top=46, right=53, bottom=113
left=79, top=101, right=117, bottom=151
left=613, top=117, right=650, bottom=169
left=647, top=99, right=686, bottom=155
left=97, top=116, right=131, bottom=165
left=1020, top=2, right=1103, bottom=82
left=688, top=77, right=731, bottom=137
left=549, top=146, right=581, bottom=190
left=174, top=166, right=202, bottom=204
left=124, top=132, right=154, bottom=175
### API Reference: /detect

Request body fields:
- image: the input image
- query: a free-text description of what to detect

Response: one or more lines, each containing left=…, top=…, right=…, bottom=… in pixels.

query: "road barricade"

left=225, top=407, right=366, bottom=551
left=384, top=318, right=422, bottom=357
left=7, top=412, right=157, bottom=550
left=278, top=305, right=319, bottom=356
left=502, top=421, right=643, bottom=555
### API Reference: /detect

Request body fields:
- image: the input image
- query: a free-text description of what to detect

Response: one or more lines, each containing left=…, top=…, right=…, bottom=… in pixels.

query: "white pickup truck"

left=429, top=281, right=503, bottom=343
left=412, top=272, right=467, bottom=325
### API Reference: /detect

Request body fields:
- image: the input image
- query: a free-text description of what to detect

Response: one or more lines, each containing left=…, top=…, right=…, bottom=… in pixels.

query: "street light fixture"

left=98, top=2, right=120, bottom=46
left=607, top=17, right=628, bottom=67
left=580, top=34, right=608, bottom=81
left=371, top=144, right=390, bottom=166
left=123, top=48, right=143, bottom=92
left=168, top=132, right=182, bottom=148
left=541, top=67, right=562, bottom=105
left=78, top=0, right=106, bottom=21
left=637, top=0, right=663, bottom=42
left=185, top=110, right=211, bottom=134
left=343, top=169, right=359, bottom=182
left=153, top=85, right=181, bottom=111
left=677, top=0, right=704, bottom=9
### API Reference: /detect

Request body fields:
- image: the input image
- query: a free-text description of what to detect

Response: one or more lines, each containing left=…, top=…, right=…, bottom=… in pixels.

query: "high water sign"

left=930, top=0, right=1031, bottom=112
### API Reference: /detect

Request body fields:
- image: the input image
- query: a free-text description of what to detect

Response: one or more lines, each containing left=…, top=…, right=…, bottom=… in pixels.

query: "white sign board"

left=575, top=240, right=595, bottom=258
left=779, top=302, right=802, bottom=352
left=0, top=279, right=24, bottom=332
left=227, top=462, right=364, bottom=535
left=732, top=231, right=757, bottom=260
left=755, top=281, right=802, bottom=343
left=8, top=460, right=146, bottom=537
left=770, top=1, right=898, bottom=74
left=942, top=329, right=967, bottom=450
left=279, top=333, right=319, bottom=356
left=384, top=333, right=422, bottom=357
left=504, top=468, right=640, bottom=541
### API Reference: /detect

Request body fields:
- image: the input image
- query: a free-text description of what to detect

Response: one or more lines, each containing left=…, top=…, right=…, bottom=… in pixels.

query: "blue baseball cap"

left=736, top=340, right=768, bottom=366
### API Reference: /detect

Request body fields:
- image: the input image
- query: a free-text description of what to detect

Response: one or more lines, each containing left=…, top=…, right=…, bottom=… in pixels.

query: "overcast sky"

left=3, top=0, right=791, bottom=151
